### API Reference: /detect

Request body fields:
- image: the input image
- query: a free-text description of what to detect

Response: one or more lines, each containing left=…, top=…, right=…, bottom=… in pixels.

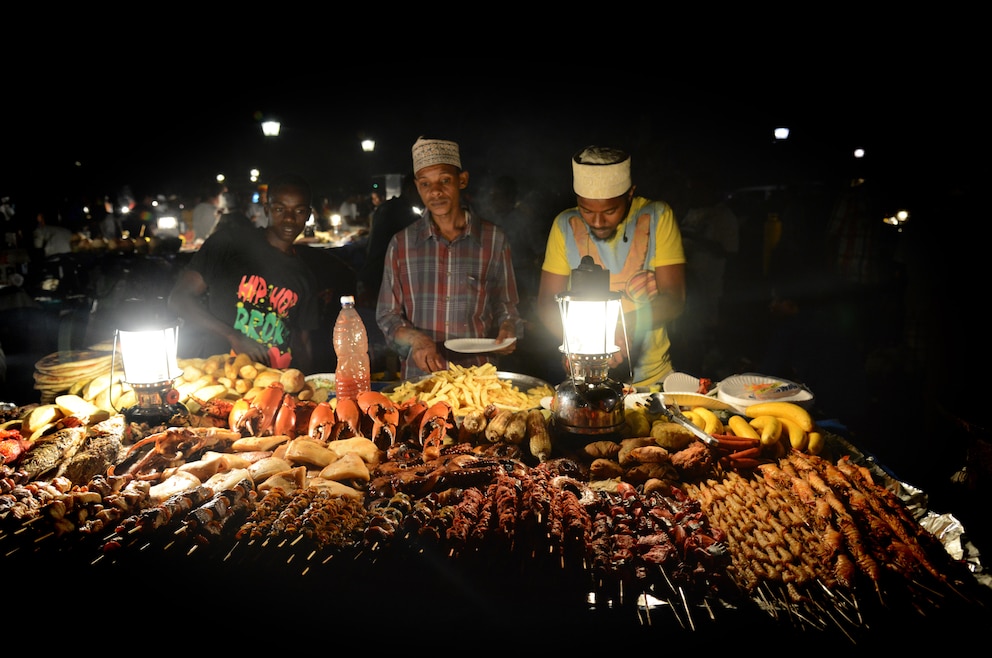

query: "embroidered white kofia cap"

left=572, top=146, right=631, bottom=198
left=412, top=136, right=461, bottom=173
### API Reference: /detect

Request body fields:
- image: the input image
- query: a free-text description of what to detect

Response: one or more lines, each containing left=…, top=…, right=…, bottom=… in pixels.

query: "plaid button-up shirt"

left=376, top=210, right=524, bottom=380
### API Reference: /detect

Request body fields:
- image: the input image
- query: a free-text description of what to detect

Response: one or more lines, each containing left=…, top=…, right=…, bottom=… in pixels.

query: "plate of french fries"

left=384, top=363, right=553, bottom=416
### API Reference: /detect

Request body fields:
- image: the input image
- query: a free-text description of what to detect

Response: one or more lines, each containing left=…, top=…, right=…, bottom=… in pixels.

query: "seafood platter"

left=2, top=352, right=991, bottom=648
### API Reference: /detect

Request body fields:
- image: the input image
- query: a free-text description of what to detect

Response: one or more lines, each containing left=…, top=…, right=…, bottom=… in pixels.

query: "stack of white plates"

left=717, top=373, right=814, bottom=412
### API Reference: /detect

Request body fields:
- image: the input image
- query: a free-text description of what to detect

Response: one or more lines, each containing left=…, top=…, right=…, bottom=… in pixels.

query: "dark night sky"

left=3, top=62, right=980, bottom=224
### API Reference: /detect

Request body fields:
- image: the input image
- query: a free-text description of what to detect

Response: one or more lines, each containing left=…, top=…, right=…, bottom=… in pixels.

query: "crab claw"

left=236, top=382, right=286, bottom=436
left=358, top=391, right=400, bottom=449
left=419, top=401, right=455, bottom=461
left=307, top=401, right=336, bottom=442
left=328, top=397, right=361, bottom=441
left=272, top=393, right=298, bottom=437
left=396, top=398, right=429, bottom=444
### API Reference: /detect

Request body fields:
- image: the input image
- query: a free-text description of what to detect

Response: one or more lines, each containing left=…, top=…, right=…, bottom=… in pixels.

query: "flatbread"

left=35, top=350, right=114, bottom=374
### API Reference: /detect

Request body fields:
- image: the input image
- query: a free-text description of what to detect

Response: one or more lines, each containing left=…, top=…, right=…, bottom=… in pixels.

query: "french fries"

left=385, top=363, right=552, bottom=416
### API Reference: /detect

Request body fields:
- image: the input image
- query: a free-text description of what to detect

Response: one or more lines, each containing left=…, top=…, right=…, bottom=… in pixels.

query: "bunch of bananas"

left=727, top=401, right=822, bottom=456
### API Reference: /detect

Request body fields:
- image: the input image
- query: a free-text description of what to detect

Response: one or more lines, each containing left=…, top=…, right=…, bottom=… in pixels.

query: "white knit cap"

left=572, top=146, right=631, bottom=198
left=412, top=136, right=461, bottom=173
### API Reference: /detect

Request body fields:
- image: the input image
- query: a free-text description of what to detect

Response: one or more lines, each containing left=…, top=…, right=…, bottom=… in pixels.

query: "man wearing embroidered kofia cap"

left=537, top=146, right=686, bottom=388
left=375, top=136, right=524, bottom=380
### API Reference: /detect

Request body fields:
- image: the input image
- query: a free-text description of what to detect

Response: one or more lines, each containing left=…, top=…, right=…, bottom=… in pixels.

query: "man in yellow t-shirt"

left=537, top=146, right=686, bottom=388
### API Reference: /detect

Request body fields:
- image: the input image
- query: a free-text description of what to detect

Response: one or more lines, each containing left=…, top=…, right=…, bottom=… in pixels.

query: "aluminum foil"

left=829, top=431, right=990, bottom=590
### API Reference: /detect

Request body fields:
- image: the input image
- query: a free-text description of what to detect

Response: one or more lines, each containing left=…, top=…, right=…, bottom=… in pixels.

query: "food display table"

left=2, top=360, right=991, bottom=650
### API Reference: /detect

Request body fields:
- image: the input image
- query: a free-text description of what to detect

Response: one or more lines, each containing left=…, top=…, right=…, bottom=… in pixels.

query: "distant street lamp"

left=361, top=138, right=376, bottom=153
left=262, top=120, right=281, bottom=137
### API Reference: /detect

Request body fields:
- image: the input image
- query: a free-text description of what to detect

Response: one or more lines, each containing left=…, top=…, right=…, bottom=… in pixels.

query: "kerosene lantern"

left=112, top=298, right=188, bottom=426
left=551, top=256, right=628, bottom=438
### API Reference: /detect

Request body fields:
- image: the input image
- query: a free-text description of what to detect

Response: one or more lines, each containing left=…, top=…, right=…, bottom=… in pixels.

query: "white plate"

left=305, top=373, right=336, bottom=403
left=305, top=373, right=335, bottom=388
left=717, top=373, right=814, bottom=411
left=444, top=337, right=517, bottom=354
left=663, top=371, right=700, bottom=393
left=626, top=391, right=733, bottom=411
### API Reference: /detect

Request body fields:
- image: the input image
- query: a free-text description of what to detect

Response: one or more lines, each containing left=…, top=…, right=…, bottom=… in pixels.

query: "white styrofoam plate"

left=717, top=373, right=814, bottom=411
left=626, top=391, right=733, bottom=411
left=662, top=371, right=700, bottom=393
left=444, top=337, right=517, bottom=353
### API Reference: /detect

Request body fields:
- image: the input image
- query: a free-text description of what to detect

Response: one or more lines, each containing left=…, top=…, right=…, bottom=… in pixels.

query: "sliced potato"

left=82, top=372, right=122, bottom=402
left=56, top=394, right=103, bottom=417
left=0, top=419, right=24, bottom=432
left=116, top=389, right=137, bottom=409
left=29, top=422, right=60, bottom=442
left=225, top=353, right=252, bottom=380
left=193, top=384, right=229, bottom=402
left=253, top=371, right=281, bottom=389
left=238, top=364, right=259, bottom=381
left=181, top=364, right=204, bottom=382
left=201, top=355, right=225, bottom=375
left=23, top=404, right=64, bottom=435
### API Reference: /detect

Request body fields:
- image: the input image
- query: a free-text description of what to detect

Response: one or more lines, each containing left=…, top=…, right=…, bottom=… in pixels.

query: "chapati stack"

left=33, top=349, right=115, bottom=403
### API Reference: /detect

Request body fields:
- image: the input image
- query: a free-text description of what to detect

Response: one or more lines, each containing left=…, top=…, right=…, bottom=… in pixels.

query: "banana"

left=769, top=435, right=789, bottom=458
left=778, top=416, right=809, bottom=451
left=681, top=410, right=705, bottom=430
left=727, top=414, right=761, bottom=440
left=691, top=406, right=723, bottom=435
left=807, top=431, right=825, bottom=455
left=744, top=401, right=814, bottom=433
left=749, top=415, right=783, bottom=446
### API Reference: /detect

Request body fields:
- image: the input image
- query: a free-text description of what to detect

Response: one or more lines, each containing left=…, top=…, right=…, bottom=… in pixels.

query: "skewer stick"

left=820, top=604, right=858, bottom=645
left=702, top=597, right=716, bottom=621
left=678, top=586, right=695, bottom=632
left=635, top=592, right=651, bottom=626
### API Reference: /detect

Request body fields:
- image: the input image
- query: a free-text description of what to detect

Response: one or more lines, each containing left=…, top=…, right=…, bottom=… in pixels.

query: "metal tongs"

left=647, top=392, right=720, bottom=451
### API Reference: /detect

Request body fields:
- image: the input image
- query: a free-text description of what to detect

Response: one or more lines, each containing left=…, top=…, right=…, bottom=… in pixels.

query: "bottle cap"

left=341, top=295, right=355, bottom=306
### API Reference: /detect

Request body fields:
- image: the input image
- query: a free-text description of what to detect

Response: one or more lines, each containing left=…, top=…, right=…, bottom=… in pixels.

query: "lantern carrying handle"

left=109, top=330, right=123, bottom=414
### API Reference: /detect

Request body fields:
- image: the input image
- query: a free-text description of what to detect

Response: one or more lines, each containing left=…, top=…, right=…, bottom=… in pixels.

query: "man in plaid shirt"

left=375, top=137, right=523, bottom=381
